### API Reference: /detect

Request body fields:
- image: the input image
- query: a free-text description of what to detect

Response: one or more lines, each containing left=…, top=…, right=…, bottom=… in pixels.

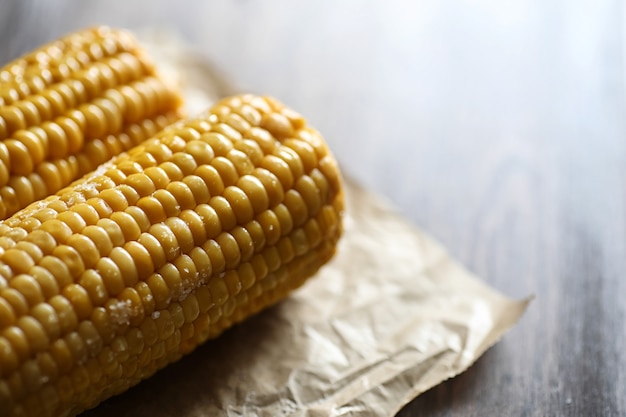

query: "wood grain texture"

left=1, top=0, right=625, bottom=415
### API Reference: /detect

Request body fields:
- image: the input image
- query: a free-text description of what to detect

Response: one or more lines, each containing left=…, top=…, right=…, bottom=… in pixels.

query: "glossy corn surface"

left=0, top=26, right=182, bottom=219
left=0, top=94, right=344, bottom=417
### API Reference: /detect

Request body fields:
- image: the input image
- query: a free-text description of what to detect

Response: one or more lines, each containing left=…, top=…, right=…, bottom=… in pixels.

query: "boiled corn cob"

left=0, top=26, right=183, bottom=219
left=0, top=94, right=344, bottom=417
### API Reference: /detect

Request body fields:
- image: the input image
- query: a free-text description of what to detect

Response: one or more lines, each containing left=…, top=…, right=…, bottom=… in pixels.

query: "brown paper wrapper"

left=82, top=33, right=530, bottom=417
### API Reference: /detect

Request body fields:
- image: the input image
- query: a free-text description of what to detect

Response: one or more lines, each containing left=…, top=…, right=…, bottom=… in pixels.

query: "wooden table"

left=1, top=1, right=624, bottom=415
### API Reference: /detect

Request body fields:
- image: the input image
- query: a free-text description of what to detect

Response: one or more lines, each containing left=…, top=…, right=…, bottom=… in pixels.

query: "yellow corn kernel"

left=0, top=94, right=343, bottom=417
left=0, top=27, right=183, bottom=219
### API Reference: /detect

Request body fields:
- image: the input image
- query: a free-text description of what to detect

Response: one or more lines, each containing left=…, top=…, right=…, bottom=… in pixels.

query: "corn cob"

left=0, top=27, right=183, bottom=219
left=0, top=94, right=344, bottom=417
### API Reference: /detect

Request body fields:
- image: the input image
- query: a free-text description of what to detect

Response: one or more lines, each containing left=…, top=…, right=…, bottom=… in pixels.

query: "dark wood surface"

left=1, top=1, right=625, bottom=416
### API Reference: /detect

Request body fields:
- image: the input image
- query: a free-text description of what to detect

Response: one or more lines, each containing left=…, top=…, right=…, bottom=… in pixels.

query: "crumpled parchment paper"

left=83, top=33, right=530, bottom=417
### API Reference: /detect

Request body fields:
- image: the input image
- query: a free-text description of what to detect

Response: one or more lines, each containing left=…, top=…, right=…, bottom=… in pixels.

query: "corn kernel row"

left=0, top=51, right=156, bottom=137
left=0, top=94, right=343, bottom=417
left=0, top=27, right=140, bottom=103
left=0, top=112, right=180, bottom=220
left=0, top=27, right=183, bottom=219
